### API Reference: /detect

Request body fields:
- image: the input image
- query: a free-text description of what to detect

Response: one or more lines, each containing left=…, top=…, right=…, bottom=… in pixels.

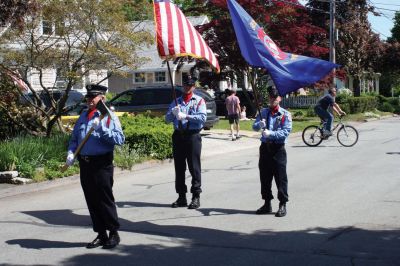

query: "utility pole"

left=329, top=0, right=336, bottom=87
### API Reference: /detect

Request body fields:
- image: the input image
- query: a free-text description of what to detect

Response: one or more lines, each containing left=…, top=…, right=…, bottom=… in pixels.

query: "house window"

left=42, top=19, right=53, bottom=35
left=154, top=71, right=166, bottom=83
left=42, top=18, right=63, bottom=36
left=134, top=72, right=146, bottom=83
left=55, top=68, right=67, bottom=88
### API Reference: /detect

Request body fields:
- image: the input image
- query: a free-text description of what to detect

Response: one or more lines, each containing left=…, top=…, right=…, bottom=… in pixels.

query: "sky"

left=298, top=0, right=398, bottom=41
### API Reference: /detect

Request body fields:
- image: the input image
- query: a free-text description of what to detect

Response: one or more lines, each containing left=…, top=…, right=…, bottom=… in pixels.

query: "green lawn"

left=212, top=108, right=391, bottom=134
left=212, top=118, right=318, bottom=133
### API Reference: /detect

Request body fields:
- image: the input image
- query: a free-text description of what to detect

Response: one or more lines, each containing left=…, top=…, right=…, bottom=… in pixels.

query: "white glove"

left=177, top=112, right=187, bottom=120
left=259, top=119, right=266, bottom=129
left=172, top=105, right=180, bottom=116
left=66, top=151, right=75, bottom=166
left=262, top=129, right=271, bottom=138
left=91, top=117, right=101, bottom=130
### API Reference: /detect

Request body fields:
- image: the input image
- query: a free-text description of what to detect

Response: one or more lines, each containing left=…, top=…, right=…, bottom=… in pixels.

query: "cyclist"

left=314, top=88, right=346, bottom=137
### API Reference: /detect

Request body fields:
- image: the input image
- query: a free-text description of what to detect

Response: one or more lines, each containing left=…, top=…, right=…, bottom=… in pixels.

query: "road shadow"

left=116, top=201, right=256, bottom=216
left=386, top=152, right=400, bottom=155
left=291, top=145, right=343, bottom=148
left=6, top=239, right=85, bottom=249
left=7, top=209, right=400, bottom=265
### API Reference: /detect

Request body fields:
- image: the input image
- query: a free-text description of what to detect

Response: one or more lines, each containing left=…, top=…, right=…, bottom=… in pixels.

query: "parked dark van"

left=108, top=86, right=219, bottom=129
left=20, top=90, right=85, bottom=115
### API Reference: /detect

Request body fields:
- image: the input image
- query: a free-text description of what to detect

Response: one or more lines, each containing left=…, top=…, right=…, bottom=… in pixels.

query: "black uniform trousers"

left=78, top=152, right=119, bottom=233
left=172, top=130, right=202, bottom=195
left=258, top=142, right=289, bottom=203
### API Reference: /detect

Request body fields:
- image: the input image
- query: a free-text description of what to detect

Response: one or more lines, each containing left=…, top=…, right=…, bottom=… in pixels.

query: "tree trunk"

left=353, top=78, right=361, bottom=97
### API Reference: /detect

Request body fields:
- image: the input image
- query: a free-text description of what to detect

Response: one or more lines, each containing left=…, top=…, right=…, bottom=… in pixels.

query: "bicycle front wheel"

left=302, top=125, right=323, bottom=147
left=337, top=125, right=358, bottom=147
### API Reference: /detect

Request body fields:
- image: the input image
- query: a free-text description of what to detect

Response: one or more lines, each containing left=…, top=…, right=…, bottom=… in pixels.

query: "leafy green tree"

left=388, top=11, right=400, bottom=43
left=0, top=0, right=153, bottom=136
left=307, top=0, right=385, bottom=96
left=122, top=0, right=153, bottom=21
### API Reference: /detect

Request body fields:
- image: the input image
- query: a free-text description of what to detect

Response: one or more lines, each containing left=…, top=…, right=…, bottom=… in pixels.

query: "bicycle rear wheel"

left=302, top=125, right=323, bottom=147
left=337, top=125, right=358, bottom=147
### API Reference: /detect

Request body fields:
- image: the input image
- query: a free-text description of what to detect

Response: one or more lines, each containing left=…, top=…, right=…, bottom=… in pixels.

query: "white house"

left=108, top=16, right=216, bottom=94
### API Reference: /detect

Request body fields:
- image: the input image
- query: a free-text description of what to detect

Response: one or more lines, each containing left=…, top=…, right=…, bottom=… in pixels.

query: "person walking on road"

left=65, top=84, right=125, bottom=249
left=165, top=78, right=207, bottom=210
left=225, top=88, right=241, bottom=141
left=314, top=88, right=346, bottom=137
left=252, top=86, right=292, bottom=217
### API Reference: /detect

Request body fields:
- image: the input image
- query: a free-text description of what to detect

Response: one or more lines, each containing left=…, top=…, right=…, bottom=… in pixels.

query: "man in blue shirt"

left=66, top=84, right=125, bottom=249
left=165, top=78, right=207, bottom=209
left=314, top=88, right=346, bottom=137
left=253, top=87, right=292, bottom=217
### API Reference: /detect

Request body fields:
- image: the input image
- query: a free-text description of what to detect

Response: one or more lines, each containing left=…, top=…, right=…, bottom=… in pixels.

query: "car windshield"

left=20, top=90, right=84, bottom=112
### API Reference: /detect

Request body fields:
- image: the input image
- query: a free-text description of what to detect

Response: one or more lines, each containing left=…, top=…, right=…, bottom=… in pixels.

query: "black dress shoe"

left=171, top=195, right=188, bottom=208
left=188, top=197, right=200, bottom=209
left=275, top=203, right=287, bottom=217
left=255, top=201, right=272, bottom=215
left=103, top=231, right=120, bottom=249
left=86, top=233, right=108, bottom=249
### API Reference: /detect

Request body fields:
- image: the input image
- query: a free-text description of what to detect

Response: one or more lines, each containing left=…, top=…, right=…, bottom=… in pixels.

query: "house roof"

left=128, top=16, right=209, bottom=73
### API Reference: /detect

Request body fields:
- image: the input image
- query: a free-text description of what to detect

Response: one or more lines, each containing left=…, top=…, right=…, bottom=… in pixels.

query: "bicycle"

left=302, top=115, right=359, bottom=147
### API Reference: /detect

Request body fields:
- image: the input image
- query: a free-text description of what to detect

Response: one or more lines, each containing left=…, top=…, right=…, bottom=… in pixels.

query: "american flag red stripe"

left=6, top=70, right=29, bottom=92
left=153, top=0, right=220, bottom=73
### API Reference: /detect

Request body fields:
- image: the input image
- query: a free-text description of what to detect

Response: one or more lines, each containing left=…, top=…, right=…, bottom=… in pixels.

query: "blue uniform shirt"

left=165, top=94, right=207, bottom=130
left=68, top=110, right=125, bottom=156
left=253, top=106, right=292, bottom=143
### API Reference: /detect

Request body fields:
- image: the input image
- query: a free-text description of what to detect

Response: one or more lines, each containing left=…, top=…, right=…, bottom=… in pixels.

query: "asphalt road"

left=0, top=117, right=399, bottom=266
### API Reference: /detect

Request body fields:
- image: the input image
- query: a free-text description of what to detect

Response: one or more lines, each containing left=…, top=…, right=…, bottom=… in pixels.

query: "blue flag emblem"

left=227, top=0, right=339, bottom=95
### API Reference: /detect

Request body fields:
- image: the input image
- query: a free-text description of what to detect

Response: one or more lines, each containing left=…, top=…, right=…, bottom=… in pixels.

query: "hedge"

left=336, top=96, right=378, bottom=114
left=0, top=113, right=175, bottom=180
left=120, top=113, right=173, bottom=160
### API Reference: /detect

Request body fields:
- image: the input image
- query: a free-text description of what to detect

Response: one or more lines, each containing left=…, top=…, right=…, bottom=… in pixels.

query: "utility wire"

left=368, top=0, right=395, bottom=22
left=371, top=2, right=400, bottom=7
left=371, top=27, right=389, bottom=38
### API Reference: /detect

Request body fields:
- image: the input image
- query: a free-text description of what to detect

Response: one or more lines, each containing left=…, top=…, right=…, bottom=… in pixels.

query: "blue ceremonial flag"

left=227, top=0, right=339, bottom=95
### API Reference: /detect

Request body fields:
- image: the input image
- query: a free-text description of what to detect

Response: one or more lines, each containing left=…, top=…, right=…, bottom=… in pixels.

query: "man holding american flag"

left=154, top=0, right=220, bottom=209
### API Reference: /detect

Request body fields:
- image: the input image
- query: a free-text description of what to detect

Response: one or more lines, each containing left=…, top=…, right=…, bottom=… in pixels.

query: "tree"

left=0, top=0, right=153, bottom=136
left=307, top=0, right=385, bottom=96
left=122, top=0, right=153, bottom=21
left=0, top=0, right=38, bottom=35
left=388, top=11, right=400, bottom=43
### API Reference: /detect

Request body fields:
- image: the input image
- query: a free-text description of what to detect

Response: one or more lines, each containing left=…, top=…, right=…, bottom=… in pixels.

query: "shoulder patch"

left=286, top=112, right=292, bottom=122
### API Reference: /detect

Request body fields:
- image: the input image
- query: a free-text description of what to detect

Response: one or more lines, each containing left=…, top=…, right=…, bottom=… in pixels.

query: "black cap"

left=85, top=84, right=108, bottom=97
left=267, top=86, right=279, bottom=98
left=184, top=78, right=196, bottom=86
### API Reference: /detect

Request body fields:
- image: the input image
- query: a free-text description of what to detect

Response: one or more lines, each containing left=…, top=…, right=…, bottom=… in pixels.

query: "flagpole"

left=249, top=70, right=263, bottom=121
left=166, top=60, right=178, bottom=106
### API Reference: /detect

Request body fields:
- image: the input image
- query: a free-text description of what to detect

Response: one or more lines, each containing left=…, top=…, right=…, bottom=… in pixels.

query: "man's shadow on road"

left=5, top=208, right=400, bottom=265
left=116, top=201, right=257, bottom=216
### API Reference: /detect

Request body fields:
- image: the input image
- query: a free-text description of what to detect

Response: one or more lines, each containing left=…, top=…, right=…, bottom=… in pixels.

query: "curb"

left=363, top=114, right=397, bottom=122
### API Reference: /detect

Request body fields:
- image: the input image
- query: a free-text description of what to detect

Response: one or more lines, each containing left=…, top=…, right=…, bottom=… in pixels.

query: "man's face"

left=331, top=89, right=337, bottom=96
left=269, top=96, right=280, bottom=108
left=183, top=84, right=195, bottom=94
left=86, top=94, right=104, bottom=110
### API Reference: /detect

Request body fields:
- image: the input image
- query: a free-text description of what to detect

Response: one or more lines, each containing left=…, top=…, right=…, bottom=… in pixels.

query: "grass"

left=212, top=118, right=318, bottom=133
left=212, top=108, right=391, bottom=134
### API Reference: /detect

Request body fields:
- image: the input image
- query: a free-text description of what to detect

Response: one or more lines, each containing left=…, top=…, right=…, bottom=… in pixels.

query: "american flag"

left=6, top=70, right=29, bottom=92
left=153, top=0, right=220, bottom=73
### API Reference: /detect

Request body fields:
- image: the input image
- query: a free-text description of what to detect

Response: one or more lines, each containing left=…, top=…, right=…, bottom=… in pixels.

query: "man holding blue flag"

left=226, top=0, right=339, bottom=96
left=253, top=86, right=292, bottom=217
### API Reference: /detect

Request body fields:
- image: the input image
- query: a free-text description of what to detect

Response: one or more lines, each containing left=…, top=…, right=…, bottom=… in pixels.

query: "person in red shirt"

left=225, top=88, right=241, bottom=141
